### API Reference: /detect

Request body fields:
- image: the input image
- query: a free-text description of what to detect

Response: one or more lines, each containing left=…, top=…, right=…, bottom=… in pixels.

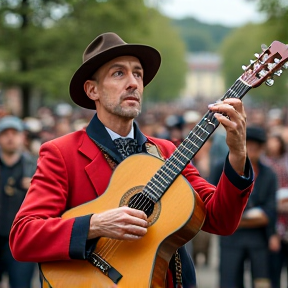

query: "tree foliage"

left=0, top=0, right=187, bottom=116
left=172, top=17, right=232, bottom=52
left=220, top=0, right=288, bottom=105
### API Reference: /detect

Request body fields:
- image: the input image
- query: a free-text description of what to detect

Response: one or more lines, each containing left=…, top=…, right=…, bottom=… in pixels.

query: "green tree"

left=220, top=0, right=288, bottom=105
left=139, top=9, right=187, bottom=102
left=172, top=17, right=232, bottom=52
left=0, top=0, right=187, bottom=116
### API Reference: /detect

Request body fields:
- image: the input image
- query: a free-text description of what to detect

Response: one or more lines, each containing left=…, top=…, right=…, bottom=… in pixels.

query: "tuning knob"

left=254, top=53, right=260, bottom=58
left=261, top=44, right=268, bottom=51
left=274, top=58, right=280, bottom=63
left=242, top=65, right=247, bottom=71
left=268, top=63, right=275, bottom=70
left=265, top=78, right=274, bottom=86
left=283, top=62, right=288, bottom=69
left=259, top=70, right=267, bottom=77
left=274, top=70, right=283, bottom=76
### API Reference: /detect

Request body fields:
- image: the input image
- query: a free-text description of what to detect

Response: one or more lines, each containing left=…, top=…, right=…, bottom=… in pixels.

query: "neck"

left=1, top=151, right=22, bottom=166
left=97, top=113, right=134, bottom=137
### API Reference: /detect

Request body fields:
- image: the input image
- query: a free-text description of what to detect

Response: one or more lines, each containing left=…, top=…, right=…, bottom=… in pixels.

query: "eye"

left=113, top=71, right=123, bottom=77
left=133, top=72, right=143, bottom=79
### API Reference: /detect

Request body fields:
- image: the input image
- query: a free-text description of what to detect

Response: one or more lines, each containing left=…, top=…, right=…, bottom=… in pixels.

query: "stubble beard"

left=113, top=104, right=141, bottom=119
left=107, top=91, right=142, bottom=120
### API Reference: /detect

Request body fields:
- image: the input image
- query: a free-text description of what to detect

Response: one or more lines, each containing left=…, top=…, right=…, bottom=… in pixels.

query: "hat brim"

left=69, top=44, right=161, bottom=109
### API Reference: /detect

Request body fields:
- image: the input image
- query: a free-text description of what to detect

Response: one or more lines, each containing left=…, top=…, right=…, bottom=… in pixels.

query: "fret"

left=152, top=178, right=167, bottom=189
left=197, top=125, right=210, bottom=135
left=179, top=144, right=192, bottom=154
left=155, top=172, right=170, bottom=184
left=194, top=133, right=205, bottom=142
left=158, top=169, right=174, bottom=181
left=144, top=192, right=158, bottom=203
left=143, top=185, right=160, bottom=200
left=186, top=138, right=200, bottom=149
left=170, top=153, right=186, bottom=166
left=147, top=180, right=162, bottom=193
left=162, top=165, right=178, bottom=178
left=166, top=160, right=182, bottom=173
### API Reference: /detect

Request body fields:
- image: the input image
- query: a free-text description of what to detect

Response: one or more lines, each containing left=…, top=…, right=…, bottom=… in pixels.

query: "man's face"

left=91, top=56, right=144, bottom=120
left=0, top=128, right=24, bottom=155
left=246, top=140, right=264, bottom=163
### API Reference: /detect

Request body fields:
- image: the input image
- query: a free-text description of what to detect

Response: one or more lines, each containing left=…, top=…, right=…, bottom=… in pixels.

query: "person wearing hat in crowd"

left=9, top=32, right=254, bottom=288
left=210, top=125, right=278, bottom=288
left=0, top=116, right=37, bottom=288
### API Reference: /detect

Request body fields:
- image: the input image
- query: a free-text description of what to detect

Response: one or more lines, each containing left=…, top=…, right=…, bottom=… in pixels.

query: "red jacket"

left=10, top=129, right=253, bottom=262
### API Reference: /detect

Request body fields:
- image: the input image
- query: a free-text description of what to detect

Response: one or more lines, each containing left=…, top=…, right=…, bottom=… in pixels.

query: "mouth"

left=123, top=96, right=140, bottom=103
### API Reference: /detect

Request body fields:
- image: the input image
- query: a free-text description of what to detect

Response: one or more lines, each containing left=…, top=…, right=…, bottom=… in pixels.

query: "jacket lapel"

left=78, top=131, right=113, bottom=197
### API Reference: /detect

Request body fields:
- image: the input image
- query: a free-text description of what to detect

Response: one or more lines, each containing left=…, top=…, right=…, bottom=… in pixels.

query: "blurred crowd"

left=0, top=99, right=288, bottom=288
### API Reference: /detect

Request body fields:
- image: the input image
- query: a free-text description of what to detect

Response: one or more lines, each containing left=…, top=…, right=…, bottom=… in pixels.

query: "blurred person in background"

left=190, top=138, right=213, bottom=267
left=263, top=133, right=288, bottom=288
left=0, top=116, right=37, bottom=288
left=164, top=114, right=185, bottom=147
left=182, top=110, right=201, bottom=138
left=210, top=126, right=278, bottom=288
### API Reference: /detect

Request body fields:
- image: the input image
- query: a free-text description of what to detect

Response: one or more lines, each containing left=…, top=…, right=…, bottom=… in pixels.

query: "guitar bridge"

left=87, top=252, right=122, bottom=284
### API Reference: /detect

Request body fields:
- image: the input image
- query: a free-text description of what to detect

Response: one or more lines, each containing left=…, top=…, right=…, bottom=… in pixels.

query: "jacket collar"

left=86, top=113, right=147, bottom=163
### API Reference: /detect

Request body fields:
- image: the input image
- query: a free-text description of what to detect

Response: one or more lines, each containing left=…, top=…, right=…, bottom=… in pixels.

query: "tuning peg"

left=274, top=58, right=280, bottom=64
left=259, top=70, right=267, bottom=77
left=261, top=44, right=268, bottom=51
left=254, top=53, right=260, bottom=58
left=282, top=62, right=288, bottom=69
left=242, top=65, right=247, bottom=71
left=274, top=70, right=283, bottom=76
left=265, top=78, right=274, bottom=86
left=268, top=63, right=275, bottom=70
left=250, top=59, right=255, bottom=64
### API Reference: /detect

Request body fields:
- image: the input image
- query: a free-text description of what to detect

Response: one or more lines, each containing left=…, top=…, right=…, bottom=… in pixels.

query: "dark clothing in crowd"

left=211, top=159, right=277, bottom=288
left=0, top=153, right=37, bottom=288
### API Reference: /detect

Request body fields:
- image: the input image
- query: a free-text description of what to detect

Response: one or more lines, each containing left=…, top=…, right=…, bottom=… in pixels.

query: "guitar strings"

left=95, top=77, right=251, bottom=262
left=129, top=79, right=249, bottom=212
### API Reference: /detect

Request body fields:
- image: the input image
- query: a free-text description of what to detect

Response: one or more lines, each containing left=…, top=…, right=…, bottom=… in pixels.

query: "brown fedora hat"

left=69, top=32, right=161, bottom=109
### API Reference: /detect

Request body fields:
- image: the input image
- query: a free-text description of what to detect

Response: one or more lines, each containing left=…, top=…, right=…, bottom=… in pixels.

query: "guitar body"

left=40, top=154, right=206, bottom=288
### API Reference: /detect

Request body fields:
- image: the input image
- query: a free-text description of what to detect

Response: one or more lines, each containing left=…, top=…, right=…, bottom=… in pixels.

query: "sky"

left=156, top=0, right=265, bottom=27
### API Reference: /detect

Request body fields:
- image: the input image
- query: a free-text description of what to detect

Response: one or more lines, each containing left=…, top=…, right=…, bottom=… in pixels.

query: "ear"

left=84, top=80, right=99, bottom=101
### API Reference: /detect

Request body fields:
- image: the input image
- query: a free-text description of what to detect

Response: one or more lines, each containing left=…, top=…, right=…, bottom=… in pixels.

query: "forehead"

left=0, top=128, right=22, bottom=135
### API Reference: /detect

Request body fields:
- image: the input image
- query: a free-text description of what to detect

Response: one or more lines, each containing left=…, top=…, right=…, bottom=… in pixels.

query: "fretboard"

left=143, top=78, right=251, bottom=202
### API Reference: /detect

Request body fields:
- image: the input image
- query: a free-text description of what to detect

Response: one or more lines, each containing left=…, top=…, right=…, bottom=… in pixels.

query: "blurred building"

left=181, top=52, right=225, bottom=100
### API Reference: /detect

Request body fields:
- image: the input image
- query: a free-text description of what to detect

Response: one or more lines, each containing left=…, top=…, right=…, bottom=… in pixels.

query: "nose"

left=126, top=72, right=139, bottom=91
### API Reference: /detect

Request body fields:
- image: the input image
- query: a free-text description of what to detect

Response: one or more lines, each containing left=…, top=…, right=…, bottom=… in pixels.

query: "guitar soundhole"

left=119, top=185, right=161, bottom=226
left=128, top=193, right=154, bottom=217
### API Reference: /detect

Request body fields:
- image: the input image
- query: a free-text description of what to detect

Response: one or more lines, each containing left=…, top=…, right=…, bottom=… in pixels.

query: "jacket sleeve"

left=9, top=141, right=88, bottom=262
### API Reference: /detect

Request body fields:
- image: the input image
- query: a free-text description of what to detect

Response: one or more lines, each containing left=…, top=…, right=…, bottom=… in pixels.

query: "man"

left=9, top=32, right=253, bottom=288
left=0, top=116, right=37, bottom=288
left=211, top=126, right=277, bottom=288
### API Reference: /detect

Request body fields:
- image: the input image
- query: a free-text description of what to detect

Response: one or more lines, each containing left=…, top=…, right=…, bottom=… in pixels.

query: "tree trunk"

left=20, top=0, right=30, bottom=117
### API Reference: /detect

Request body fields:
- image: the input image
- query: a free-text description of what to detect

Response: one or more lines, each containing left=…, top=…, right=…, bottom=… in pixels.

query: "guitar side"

left=40, top=153, right=206, bottom=288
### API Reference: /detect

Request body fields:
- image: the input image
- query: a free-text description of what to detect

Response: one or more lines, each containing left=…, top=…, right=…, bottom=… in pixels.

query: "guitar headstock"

left=241, top=40, right=288, bottom=88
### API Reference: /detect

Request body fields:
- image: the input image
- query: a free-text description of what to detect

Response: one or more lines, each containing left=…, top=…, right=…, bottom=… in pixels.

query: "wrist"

left=228, top=152, right=246, bottom=176
left=88, top=214, right=101, bottom=240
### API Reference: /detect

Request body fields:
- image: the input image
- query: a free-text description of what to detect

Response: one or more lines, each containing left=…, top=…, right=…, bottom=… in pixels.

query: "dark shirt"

left=0, top=156, right=25, bottom=237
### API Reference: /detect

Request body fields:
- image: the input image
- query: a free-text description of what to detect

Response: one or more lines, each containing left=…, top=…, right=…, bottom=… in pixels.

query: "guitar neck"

left=144, top=78, right=251, bottom=202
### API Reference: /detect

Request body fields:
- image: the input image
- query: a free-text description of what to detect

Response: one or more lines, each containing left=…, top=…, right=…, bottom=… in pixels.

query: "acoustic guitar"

left=40, top=40, right=288, bottom=288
